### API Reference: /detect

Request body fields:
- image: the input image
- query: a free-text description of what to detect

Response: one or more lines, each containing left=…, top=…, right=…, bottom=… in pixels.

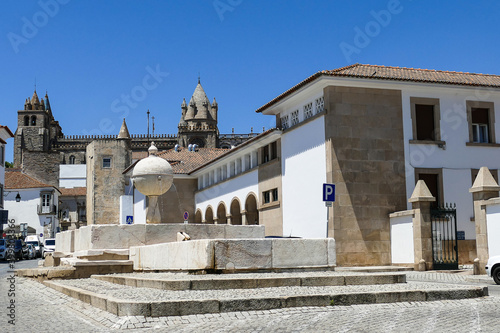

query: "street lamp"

left=15, top=193, right=21, bottom=202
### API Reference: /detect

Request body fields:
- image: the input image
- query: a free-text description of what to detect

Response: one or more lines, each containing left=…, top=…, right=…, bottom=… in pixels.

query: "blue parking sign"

left=323, top=183, right=335, bottom=202
left=126, top=216, right=133, bottom=224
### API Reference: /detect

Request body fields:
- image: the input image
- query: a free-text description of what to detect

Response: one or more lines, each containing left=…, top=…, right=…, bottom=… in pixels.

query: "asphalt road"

left=0, top=258, right=40, bottom=278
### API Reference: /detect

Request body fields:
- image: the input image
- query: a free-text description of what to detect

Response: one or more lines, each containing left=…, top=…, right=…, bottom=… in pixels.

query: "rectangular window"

left=0, top=184, right=3, bottom=209
left=281, top=115, right=289, bottom=130
left=415, top=104, right=435, bottom=140
left=315, top=96, right=324, bottom=114
left=102, top=157, right=111, bottom=168
left=410, top=97, right=441, bottom=142
left=291, top=110, right=299, bottom=126
left=304, top=103, right=313, bottom=119
left=41, top=193, right=52, bottom=214
left=262, top=145, right=270, bottom=163
left=270, top=141, right=277, bottom=160
left=272, top=188, right=278, bottom=202
left=0, top=145, right=4, bottom=165
left=263, top=190, right=271, bottom=204
left=414, top=168, right=443, bottom=208
left=471, top=108, right=489, bottom=143
left=467, top=102, right=495, bottom=144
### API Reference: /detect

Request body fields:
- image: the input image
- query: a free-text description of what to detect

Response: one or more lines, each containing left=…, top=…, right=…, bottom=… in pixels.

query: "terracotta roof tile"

left=59, top=187, right=86, bottom=196
left=157, top=148, right=229, bottom=174
left=256, top=64, right=500, bottom=113
left=5, top=169, right=57, bottom=190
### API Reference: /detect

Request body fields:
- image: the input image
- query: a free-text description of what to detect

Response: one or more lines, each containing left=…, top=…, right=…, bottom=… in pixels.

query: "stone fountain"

left=131, top=142, right=173, bottom=223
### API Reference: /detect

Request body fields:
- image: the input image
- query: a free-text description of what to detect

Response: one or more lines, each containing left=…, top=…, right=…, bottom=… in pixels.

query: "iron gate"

left=430, top=204, right=458, bottom=270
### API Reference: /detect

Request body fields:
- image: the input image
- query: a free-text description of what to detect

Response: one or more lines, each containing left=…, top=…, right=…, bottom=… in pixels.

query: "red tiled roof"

left=5, top=169, right=57, bottom=190
left=187, top=128, right=280, bottom=174
left=158, top=148, right=229, bottom=174
left=59, top=187, right=86, bottom=196
left=256, top=64, right=500, bottom=113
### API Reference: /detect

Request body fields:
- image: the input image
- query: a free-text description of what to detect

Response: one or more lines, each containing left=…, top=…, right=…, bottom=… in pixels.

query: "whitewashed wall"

left=133, top=189, right=147, bottom=224
left=195, top=170, right=259, bottom=219
left=486, top=202, right=500, bottom=257
left=4, top=188, right=58, bottom=238
left=400, top=85, right=500, bottom=240
left=281, top=116, right=326, bottom=238
left=390, top=213, right=414, bottom=264
left=59, top=165, right=86, bottom=188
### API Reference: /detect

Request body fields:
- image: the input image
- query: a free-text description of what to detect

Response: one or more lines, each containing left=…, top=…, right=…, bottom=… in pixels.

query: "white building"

left=4, top=170, right=60, bottom=239
left=0, top=125, right=14, bottom=228
left=188, top=64, right=500, bottom=266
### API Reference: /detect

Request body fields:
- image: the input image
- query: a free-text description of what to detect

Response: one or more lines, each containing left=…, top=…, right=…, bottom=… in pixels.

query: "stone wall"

left=86, top=139, right=131, bottom=225
left=258, top=139, right=283, bottom=236
left=324, top=86, right=407, bottom=266
left=21, top=150, right=60, bottom=187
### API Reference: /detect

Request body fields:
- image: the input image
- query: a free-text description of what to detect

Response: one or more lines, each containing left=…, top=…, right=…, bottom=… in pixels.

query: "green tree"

left=5, top=161, right=13, bottom=168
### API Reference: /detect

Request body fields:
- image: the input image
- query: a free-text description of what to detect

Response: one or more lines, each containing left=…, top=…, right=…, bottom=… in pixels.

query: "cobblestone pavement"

left=1, top=272, right=500, bottom=332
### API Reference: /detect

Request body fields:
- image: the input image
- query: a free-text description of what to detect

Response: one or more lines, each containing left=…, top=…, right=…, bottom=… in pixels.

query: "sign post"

left=183, top=211, right=189, bottom=224
left=323, top=183, right=335, bottom=237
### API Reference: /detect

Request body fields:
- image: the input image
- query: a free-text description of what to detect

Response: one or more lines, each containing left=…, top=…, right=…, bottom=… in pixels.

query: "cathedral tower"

left=177, top=79, right=219, bottom=148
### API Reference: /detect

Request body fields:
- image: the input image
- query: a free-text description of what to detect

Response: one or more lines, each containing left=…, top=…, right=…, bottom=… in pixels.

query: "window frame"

left=410, top=97, right=442, bottom=143
left=291, top=110, right=299, bottom=126
left=315, top=96, right=324, bottom=114
left=303, top=103, right=313, bottom=119
left=466, top=101, right=496, bottom=145
left=414, top=168, right=444, bottom=206
left=102, top=156, right=112, bottom=169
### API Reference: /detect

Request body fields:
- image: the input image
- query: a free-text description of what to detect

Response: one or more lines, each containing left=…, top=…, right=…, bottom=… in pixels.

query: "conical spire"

left=44, top=92, right=51, bottom=111
left=470, top=167, right=500, bottom=193
left=117, top=118, right=130, bottom=139
left=31, top=90, right=40, bottom=107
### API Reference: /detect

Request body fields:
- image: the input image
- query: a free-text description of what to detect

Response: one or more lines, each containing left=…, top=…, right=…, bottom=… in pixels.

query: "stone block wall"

left=86, top=139, right=131, bottom=225
left=21, top=150, right=61, bottom=187
left=324, top=86, right=407, bottom=266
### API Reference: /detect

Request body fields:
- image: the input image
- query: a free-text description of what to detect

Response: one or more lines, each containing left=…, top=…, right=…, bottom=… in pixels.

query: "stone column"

left=214, top=217, right=219, bottom=225
left=241, top=210, right=248, bottom=225
left=408, top=180, right=436, bottom=271
left=470, top=166, right=500, bottom=274
left=226, top=214, right=232, bottom=225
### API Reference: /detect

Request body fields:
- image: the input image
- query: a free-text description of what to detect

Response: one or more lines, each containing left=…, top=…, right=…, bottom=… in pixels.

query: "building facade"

left=188, top=64, right=500, bottom=266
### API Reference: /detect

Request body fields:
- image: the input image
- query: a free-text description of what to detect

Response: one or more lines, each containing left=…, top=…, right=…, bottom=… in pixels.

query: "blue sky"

left=2, top=1, right=499, bottom=162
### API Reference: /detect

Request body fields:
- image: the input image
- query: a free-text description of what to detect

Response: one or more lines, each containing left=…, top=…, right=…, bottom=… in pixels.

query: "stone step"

left=16, top=260, right=133, bottom=280
left=91, top=272, right=406, bottom=291
left=43, top=274, right=488, bottom=317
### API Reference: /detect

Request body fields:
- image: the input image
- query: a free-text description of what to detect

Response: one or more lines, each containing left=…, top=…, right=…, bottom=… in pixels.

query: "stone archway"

left=230, top=198, right=242, bottom=225
left=245, top=193, right=259, bottom=225
left=205, top=206, right=214, bottom=224
left=194, top=209, right=202, bottom=223
left=216, top=203, right=227, bottom=224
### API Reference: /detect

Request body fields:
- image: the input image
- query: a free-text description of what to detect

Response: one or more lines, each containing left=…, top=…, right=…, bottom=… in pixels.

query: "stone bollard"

left=418, top=259, right=426, bottom=271
left=473, top=258, right=481, bottom=275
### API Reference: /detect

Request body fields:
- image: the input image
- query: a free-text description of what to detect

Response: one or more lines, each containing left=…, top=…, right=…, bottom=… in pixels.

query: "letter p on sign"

left=323, top=183, right=335, bottom=202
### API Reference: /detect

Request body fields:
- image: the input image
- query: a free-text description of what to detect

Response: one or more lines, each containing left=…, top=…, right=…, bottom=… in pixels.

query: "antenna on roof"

left=147, top=110, right=150, bottom=146
left=198, top=72, right=200, bottom=84
left=152, top=116, right=155, bottom=136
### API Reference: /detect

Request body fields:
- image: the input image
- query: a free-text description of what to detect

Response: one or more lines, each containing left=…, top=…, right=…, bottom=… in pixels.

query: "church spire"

left=117, top=118, right=130, bottom=139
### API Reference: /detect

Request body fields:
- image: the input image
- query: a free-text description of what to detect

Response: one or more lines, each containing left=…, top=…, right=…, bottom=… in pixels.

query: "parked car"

left=24, top=244, right=35, bottom=260
left=0, top=239, right=7, bottom=260
left=25, top=235, right=42, bottom=258
left=42, top=238, right=56, bottom=257
left=14, top=240, right=24, bottom=260
left=486, top=255, right=500, bottom=284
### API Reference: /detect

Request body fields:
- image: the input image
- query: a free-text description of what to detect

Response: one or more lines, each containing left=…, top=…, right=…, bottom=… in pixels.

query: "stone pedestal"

left=409, top=180, right=435, bottom=271
left=470, top=167, right=500, bottom=274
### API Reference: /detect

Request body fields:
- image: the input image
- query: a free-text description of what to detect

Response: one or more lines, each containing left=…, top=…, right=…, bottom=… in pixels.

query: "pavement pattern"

left=1, top=271, right=500, bottom=332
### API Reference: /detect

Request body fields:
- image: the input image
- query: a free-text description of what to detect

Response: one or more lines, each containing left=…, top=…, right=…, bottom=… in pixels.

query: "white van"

left=42, top=238, right=56, bottom=257
left=25, top=235, right=42, bottom=258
